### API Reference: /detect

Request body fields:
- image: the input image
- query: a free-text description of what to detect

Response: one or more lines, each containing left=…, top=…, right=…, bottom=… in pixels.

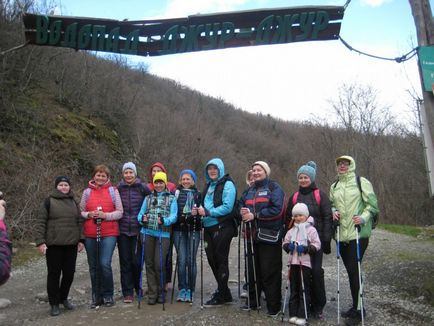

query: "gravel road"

left=0, top=229, right=433, bottom=325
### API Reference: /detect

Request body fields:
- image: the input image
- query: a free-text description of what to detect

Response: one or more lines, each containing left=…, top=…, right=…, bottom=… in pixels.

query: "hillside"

left=0, top=3, right=433, bottom=239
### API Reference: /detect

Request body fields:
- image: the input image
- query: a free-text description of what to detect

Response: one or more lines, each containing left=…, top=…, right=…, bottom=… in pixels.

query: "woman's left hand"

left=77, top=242, right=85, bottom=253
left=242, top=212, right=254, bottom=222
left=352, top=215, right=362, bottom=225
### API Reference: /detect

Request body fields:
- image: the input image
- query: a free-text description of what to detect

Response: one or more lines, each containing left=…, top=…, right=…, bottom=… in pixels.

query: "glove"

left=288, top=242, right=295, bottom=254
left=322, top=241, right=331, bottom=255
left=296, top=244, right=308, bottom=255
left=282, top=243, right=290, bottom=254
left=308, top=244, right=317, bottom=255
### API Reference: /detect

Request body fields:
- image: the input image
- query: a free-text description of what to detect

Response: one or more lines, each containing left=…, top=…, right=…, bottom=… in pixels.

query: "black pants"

left=46, top=245, right=78, bottom=305
left=289, top=264, right=311, bottom=318
left=117, top=234, right=141, bottom=297
left=310, top=248, right=326, bottom=314
left=340, top=238, right=369, bottom=310
left=245, top=241, right=282, bottom=313
left=204, top=222, right=233, bottom=299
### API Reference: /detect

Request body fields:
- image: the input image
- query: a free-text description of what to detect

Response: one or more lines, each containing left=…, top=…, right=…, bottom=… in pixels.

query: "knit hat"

left=292, top=203, right=309, bottom=218
left=54, top=176, right=70, bottom=188
left=153, top=171, right=167, bottom=185
left=297, top=161, right=317, bottom=182
left=122, top=162, right=137, bottom=176
left=252, top=161, right=271, bottom=176
left=180, top=169, right=197, bottom=183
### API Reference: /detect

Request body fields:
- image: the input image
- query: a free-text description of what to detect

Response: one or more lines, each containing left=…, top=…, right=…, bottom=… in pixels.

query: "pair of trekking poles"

left=137, top=214, right=166, bottom=311
left=239, top=221, right=260, bottom=312
left=336, top=221, right=365, bottom=326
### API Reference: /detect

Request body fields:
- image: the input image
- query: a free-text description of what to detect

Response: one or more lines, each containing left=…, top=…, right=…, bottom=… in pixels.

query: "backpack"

left=333, top=176, right=379, bottom=229
left=292, top=189, right=321, bottom=206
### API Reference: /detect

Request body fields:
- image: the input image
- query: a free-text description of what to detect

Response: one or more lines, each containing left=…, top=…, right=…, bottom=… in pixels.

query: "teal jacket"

left=202, top=158, right=236, bottom=228
left=329, top=156, right=379, bottom=241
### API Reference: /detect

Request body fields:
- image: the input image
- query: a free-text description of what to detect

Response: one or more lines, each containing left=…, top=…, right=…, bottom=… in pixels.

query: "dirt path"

left=0, top=229, right=433, bottom=326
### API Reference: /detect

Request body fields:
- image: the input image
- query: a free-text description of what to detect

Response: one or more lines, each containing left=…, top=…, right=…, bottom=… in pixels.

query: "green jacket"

left=329, top=156, right=379, bottom=242
left=34, top=189, right=82, bottom=246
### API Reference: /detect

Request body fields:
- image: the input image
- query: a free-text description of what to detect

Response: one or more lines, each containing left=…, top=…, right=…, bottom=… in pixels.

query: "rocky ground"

left=0, top=229, right=433, bottom=326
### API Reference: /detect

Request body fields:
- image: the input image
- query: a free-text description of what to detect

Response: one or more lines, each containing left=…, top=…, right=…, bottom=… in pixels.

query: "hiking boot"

left=62, top=299, right=75, bottom=310
left=203, top=291, right=225, bottom=308
left=123, top=295, right=134, bottom=303
left=90, top=297, right=103, bottom=309
left=223, top=291, right=233, bottom=304
left=341, top=307, right=357, bottom=318
left=50, top=305, right=60, bottom=316
left=148, top=297, right=157, bottom=305
left=103, top=297, right=115, bottom=307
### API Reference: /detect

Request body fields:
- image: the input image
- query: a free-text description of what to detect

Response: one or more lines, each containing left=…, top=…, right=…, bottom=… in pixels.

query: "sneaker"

left=240, top=304, right=258, bottom=311
left=266, top=310, right=282, bottom=318
left=289, top=316, right=298, bottom=324
left=185, top=289, right=193, bottom=302
left=177, top=289, right=186, bottom=302
left=103, top=297, right=115, bottom=307
left=203, top=293, right=225, bottom=307
left=223, top=292, right=233, bottom=304
left=341, top=307, right=357, bottom=318
left=295, top=318, right=307, bottom=326
left=50, top=305, right=60, bottom=316
left=123, top=295, right=133, bottom=303
left=62, top=299, right=75, bottom=310
left=344, top=310, right=364, bottom=325
left=90, top=297, right=103, bottom=309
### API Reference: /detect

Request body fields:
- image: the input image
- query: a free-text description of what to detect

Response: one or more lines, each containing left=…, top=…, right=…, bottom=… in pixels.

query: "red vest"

left=83, top=183, right=119, bottom=238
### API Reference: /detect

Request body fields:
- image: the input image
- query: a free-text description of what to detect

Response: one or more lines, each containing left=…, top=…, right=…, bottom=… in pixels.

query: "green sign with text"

left=419, top=46, right=434, bottom=92
left=23, top=6, right=344, bottom=57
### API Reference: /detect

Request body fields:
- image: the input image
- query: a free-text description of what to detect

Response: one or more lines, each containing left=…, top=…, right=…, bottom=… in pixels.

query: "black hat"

left=55, top=176, right=71, bottom=188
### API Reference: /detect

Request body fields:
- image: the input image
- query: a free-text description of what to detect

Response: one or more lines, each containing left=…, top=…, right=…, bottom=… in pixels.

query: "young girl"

left=282, top=203, right=321, bottom=326
left=172, top=169, right=201, bottom=302
left=137, top=172, right=177, bottom=305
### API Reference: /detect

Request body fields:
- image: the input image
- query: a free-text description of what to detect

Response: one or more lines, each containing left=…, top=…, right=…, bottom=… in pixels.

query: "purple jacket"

left=0, top=220, right=11, bottom=286
left=117, top=178, right=150, bottom=236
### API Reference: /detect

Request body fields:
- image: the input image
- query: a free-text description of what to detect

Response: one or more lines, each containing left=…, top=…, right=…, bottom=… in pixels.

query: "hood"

left=50, top=188, right=75, bottom=199
left=148, top=162, right=168, bottom=181
left=88, top=179, right=112, bottom=190
left=205, top=158, right=225, bottom=183
left=336, top=155, right=356, bottom=175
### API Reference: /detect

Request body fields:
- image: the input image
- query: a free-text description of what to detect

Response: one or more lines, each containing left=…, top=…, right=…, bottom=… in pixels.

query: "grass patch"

left=12, top=241, right=40, bottom=268
left=377, top=224, right=422, bottom=237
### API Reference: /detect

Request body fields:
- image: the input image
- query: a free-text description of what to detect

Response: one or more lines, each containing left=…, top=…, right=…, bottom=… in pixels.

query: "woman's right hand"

left=38, top=243, right=48, bottom=255
left=332, top=210, right=340, bottom=221
left=142, top=214, right=149, bottom=223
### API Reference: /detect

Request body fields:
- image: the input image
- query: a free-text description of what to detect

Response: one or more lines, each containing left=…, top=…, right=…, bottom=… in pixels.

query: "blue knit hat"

left=179, top=169, right=197, bottom=183
left=297, top=161, right=317, bottom=182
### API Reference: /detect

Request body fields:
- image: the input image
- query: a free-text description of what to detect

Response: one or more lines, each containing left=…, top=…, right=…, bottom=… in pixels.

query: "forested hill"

left=0, top=4, right=433, bottom=239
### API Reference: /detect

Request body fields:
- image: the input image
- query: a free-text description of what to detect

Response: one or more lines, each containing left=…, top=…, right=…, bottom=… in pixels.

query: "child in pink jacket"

left=282, top=203, right=321, bottom=326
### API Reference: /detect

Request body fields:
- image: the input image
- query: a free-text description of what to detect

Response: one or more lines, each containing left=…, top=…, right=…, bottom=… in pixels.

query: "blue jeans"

left=85, top=236, right=117, bottom=300
left=173, top=230, right=200, bottom=291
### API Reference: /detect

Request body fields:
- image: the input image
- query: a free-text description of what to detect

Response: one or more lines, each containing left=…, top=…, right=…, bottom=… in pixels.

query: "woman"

left=117, top=162, right=150, bottom=303
left=34, top=176, right=84, bottom=316
left=80, top=165, right=123, bottom=308
left=172, top=169, right=201, bottom=302
left=137, top=171, right=177, bottom=305
left=239, top=161, right=284, bottom=316
left=329, top=155, right=379, bottom=325
left=285, top=161, right=332, bottom=319
left=194, top=158, right=236, bottom=307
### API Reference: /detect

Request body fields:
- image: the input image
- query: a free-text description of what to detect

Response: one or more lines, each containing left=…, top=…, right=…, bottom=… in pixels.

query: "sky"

left=49, top=0, right=432, bottom=123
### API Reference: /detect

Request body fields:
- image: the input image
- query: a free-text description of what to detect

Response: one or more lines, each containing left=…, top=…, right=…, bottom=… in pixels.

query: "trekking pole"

left=248, top=221, right=260, bottom=313
left=243, top=221, right=251, bottom=311
left=138, top=230, right=147, bottom=309
left=189, top=215, right=196, bottom=305
left=336, top=222, right=341, bottom=325
left=200, top=215, right=204, bottom=309
left=171, top=221, right=182, bottom=304
left=158, top=214, right=165, bottom=311
left=95, top=206, right=102, bottom=308
left=298, top=244, right=308, bottom=322
left=281, top=264, right=291, bottom=322
left=238, top=222, right=242, bottom=299
left=355, top=224, right=365, bottom=326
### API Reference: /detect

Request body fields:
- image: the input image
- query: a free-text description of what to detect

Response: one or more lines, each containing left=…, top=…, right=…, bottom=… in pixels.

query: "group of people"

left=28, top=155, right=378, bottom=326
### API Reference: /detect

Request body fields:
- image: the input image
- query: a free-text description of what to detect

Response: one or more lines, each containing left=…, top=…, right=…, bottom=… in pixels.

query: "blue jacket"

left=239, top=178, right=285, bottom=232
left=202, top=158, right=236, bottom=228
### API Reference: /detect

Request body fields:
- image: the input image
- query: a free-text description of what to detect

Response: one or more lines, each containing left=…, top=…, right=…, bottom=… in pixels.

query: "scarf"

left=289, top=221, right=309, bottom=246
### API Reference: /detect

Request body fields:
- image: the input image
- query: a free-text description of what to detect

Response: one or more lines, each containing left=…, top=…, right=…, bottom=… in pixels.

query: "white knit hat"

left=252, top=161, right=271, bottom=176
left=292, top=203, right=309, bottom=218
left=122, top=162, right=137, bottom=176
